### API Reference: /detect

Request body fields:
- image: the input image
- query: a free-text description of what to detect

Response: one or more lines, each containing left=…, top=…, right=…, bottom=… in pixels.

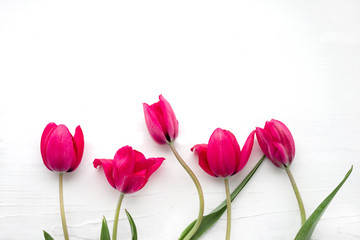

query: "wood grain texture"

left=0, top=0, right=360, bottom=239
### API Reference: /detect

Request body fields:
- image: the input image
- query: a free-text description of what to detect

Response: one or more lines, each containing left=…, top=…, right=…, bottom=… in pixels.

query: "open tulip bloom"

left=93, top=145, right=165, bottom=240
left=192, top=128, right=255, bottom=240
left=143, top=95, right=205, bottom=240
left=256, top=119, right=306, bottom=225
left=40, top=122, right=84, bottom=240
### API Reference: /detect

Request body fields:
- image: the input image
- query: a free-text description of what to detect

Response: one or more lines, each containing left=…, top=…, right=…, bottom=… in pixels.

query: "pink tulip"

left=143, top=95, right=179, bottom=144
left=256, top=119, right=295, bottom=168
left=93, top=146, right=165, bottom=194
left=191, top=128, right=255, bottom=178
left=41, top=122, right=84, bottom=172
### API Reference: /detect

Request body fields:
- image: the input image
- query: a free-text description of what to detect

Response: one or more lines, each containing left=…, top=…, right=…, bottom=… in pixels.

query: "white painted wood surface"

left=1, top=1, right=359, bottom=239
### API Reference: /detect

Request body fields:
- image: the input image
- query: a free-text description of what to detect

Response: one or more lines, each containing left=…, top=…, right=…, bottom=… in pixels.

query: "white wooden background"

left=1, top=1, right=359, bottom=239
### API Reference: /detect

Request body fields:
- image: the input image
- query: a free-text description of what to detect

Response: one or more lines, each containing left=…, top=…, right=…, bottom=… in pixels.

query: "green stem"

left=113, top=193, right=125, bottom=240
left=168, top=141, right=204, bottom=240
left=224, top=178, right=231, bottom=240
left=285, top=167, right=306, bottom=225
left=59, top=173, right=69, bottom=240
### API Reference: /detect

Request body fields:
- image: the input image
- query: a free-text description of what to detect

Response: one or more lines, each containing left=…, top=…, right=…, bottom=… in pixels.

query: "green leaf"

left=295, top=165, right=353, bottom=240
left=179, top=155, right=265, bottom=240
left=125, top=209, right=138, bottom=240
left=43, top=230, right=55, bottom=240
left=100, top=216, right=111, bottom=240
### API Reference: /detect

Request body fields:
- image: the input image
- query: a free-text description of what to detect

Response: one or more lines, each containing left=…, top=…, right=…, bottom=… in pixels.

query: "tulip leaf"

left=100, top=216, right=111, bottom=240
left=125, top=209, right=138, bottom=240
left=294, top=165, right=353, bottom=240
left=179, top=155, right=265, bottom=240
left=43, top=230, right=55, bottom=240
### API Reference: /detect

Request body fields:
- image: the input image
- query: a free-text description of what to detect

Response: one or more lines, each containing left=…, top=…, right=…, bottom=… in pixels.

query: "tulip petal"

left=227, top=130, right=242, bottom=175
left=113, top=146, right=136, bottom=175
left=46, top=125, right=76, bottom=172
left=265, top=121, right=281, bottom=142
left=133, top=150, right=165, bottom=178
left=271, top=119, right=295, bottom=159
left=133, top=149, right=147, bottom=168
left=115, top=173, right=147, bottom=194
left=159, top=95, right=179, bottom=142
left=207, top=128, right=238, bottom=178
left=191, top=144, right=216, bottom=177
left=273, top=142, right=291, bottom=167
left=238, top=130, right=255, bottom=173
left=40, top=122, right=57, bottom=171
left=93, top=158, right=116, bottom=188
left=143, top=103, right=168, bottom=144
left=143, top=157, right=165, bottom=178
left=69, top=125, right=84, bottom=172
left=256, top=127, right=276, bottom=160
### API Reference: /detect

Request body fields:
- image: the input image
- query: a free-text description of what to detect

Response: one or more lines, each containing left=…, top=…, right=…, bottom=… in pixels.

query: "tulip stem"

left=168, top=141, right=204, bottom=240
left=113, top=193, right=125, bottom=240
left=59, top=173, right=69, bottom=240
left=224, top=178, right=231, bottom=240
left=285, top=167, right=306, bottom=225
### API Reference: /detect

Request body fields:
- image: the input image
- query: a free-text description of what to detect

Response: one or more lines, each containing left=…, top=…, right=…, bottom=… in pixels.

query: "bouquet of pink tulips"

left=40, top=95, right=352, bottom=240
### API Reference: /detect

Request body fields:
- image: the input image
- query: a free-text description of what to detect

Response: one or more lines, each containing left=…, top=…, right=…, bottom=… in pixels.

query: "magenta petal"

left=191, top=144, right=216, bottom=177
left=41, top=122, right=57, bottom=158
left=237, top=130, right=255, bottom=173
left=207, top=128, right=238, bottom=178
left=271, top=119, right=295, bottom=159
left=40, top=122, right=57, bottom=170
left=266, top=121, right=281, bottom=142
left=69, top=125, right=84, bottom=172
left=145, top=157, right=165, bottom=178
left=255, top=127, right=267, bottom=154
left=256, top=127, right=273, bottom=158
left=227, top=130, right=242, bottom=175
left=273, top=142, right=291, bottom=167
left=143, top=103, right=168, bottom=144
left=113, top=146, right=136, bottom=175
left=134, top=155, right=165, bottom=179
left=46, top=125, right=76, bottom=172
left=159, top=95, right=179, bottom=142
left=133, top=149, right=147, bottom=170
left=115, top=173, right=147, bottom=194
left=74, top=126, right=84, bottom=162
left=132, top=149, right=163, bottom=176
left=93, top=158, right=116, bottom=188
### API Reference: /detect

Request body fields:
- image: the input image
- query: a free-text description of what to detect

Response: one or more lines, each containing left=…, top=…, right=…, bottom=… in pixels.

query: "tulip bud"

left=93, top=145, right=165, bottom=194
left=143, top=95, right=179, bottom=144
left=192, top=128, right=255, bottom=178
left=40, top=122, right=84, bottom=172
left=256, top=119, right=295, bottom=168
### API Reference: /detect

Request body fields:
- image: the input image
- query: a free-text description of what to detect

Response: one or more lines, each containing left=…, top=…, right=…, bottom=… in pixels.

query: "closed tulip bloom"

left=144, top=95, right=204, bottom=240
left=256, top=119, right=295, bottom=168
left=40, top=122, right=84, bottom=240
left=256, top=119, right=306, bottom=225
left=192, top=128, right=255, bottom=240
left=143, top=95, right=179, bottom=144
left=40, top=122, right=84, bottom=172
left=94, top=145, right=165, bottom=194
left=191, top=128, right=255, bottom=178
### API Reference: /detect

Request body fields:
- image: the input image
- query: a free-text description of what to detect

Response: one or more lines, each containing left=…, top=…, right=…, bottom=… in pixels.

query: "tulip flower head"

left=94, top=146, right=165, bottom=194
left=40, top=122, right=84, bottom=172
left=192, top=128, right=255, bottom=178
left=143, top=95, right=179, bottom=144
left=256, top=119, right=295, bottom=168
